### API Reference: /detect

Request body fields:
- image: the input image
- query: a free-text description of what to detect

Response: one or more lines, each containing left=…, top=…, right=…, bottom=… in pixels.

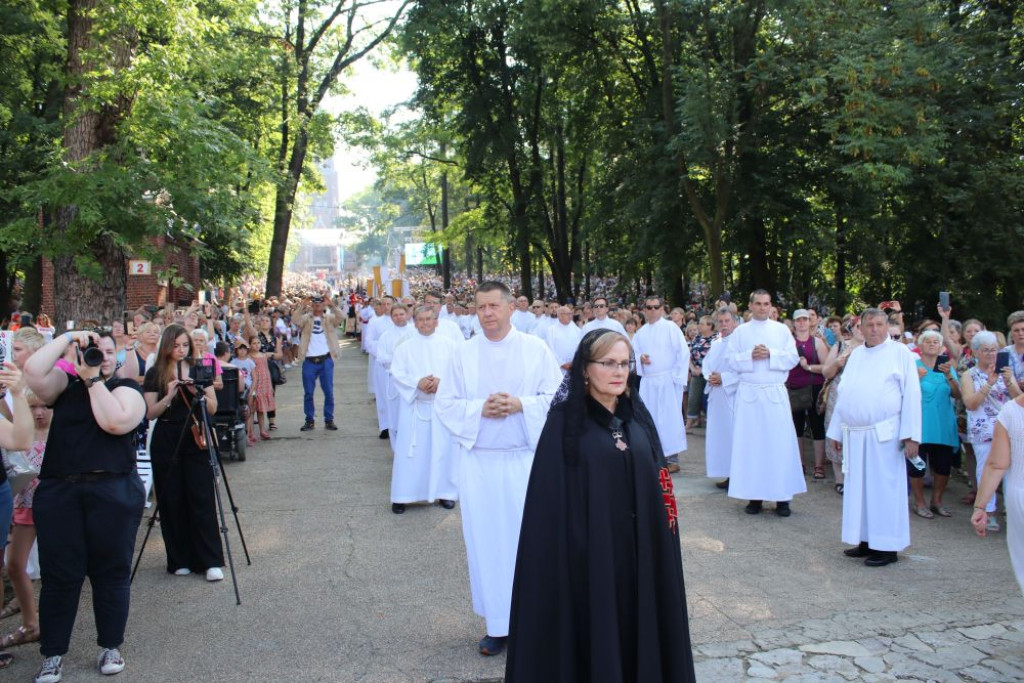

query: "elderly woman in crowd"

left=971, top=391, right=1024, bottom=594
left=821, top=317, right=864, bottom=493
left=1003, top=311, right=1024, bottom=384
left=909, top=330, right=961, bottom=519
left=686, top=315, right=716, bottom=431
left=962, top=331, right=1022, bottom=531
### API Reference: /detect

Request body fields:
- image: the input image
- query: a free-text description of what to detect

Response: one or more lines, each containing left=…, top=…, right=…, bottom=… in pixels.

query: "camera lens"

left=83, top=346, right=104, bottom=367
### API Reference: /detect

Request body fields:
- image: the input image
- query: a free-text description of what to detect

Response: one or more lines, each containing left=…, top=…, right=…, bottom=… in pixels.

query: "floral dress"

left=13, top=439, right=47, bottom=510
left=966, top=367, right=1011, bottom=445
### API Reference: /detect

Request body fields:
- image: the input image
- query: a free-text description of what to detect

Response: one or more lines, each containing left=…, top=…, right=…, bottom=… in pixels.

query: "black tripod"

left=131, top=387, right=252, bottom=605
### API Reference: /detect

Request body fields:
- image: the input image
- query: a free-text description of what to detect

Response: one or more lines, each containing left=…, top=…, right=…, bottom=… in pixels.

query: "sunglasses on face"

left=890, top=334, right=901, bottom=340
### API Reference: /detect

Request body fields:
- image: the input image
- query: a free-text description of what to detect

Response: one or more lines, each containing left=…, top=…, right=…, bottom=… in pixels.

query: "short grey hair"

left=971, top=331, right=998, bottom=351
left=716, top=307, right=740, bottom=323
left=413, top=305, right=437, bottom=319
left=191, top=328, right=209, bottom=342
left=861, top=307, right=887, bottom=322
left=918, top=330, right=943, bottom=345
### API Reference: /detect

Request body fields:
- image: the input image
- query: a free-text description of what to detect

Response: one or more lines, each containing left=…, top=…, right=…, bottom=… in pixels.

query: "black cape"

left=505, top=396, right=696, bottom=683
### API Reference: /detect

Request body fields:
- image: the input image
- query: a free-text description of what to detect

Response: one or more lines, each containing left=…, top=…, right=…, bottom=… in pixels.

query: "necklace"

left=610, top=417, right=629, bottom=451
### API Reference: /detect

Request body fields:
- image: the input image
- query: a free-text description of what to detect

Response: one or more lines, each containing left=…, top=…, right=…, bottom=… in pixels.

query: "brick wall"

left=40, top=235, right=201, bottom=320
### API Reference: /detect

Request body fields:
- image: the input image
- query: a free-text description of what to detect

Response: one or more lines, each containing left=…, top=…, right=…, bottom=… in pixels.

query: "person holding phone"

left=1001, top=311, right=1024, bottom=385
left=961, top=331, right=1022, bottom=531
left=142, top=324, right=224, bottom=582
left=909, top=331, right=961, bottom=518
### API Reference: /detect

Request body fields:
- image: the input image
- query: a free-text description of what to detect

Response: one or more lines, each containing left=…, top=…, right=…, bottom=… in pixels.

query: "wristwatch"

left=85, top=376, right=105, bottom=387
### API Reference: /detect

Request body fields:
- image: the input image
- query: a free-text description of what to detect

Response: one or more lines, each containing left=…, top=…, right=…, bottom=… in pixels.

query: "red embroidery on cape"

left=658, top=467, right=678, bottom=531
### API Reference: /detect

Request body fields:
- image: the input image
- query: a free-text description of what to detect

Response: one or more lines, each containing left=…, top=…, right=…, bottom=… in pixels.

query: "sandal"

left=0, top=625, right=40, bottom=648
left=834, top=483, right=844, bottom=495
left=914, top=506, right=935, bottom=519
left=0, top=652, right=13, bottom=669
left=0, top=600, right=20, bottom=620
left=930, top=504, right=952, bottom=518
left=268, top=422, right=277, bottom=431
left=961, top=491, right=976, bottom=506
left=813, top=466, right=826, bottom=480
left=260, top=431, right=271, bottom=441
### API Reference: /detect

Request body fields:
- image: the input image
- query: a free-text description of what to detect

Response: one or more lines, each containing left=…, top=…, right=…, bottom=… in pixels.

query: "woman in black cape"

left=506, top=329, right=696, bottom=682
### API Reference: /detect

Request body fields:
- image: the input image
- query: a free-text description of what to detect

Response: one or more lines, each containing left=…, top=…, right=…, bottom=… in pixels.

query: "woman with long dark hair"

left=506, top=329, right=695, bottom=682
left=142, top=324, right=224, bottom=582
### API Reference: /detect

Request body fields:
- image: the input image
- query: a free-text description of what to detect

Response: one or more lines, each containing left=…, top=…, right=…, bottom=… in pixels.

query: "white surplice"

left=433, top=317, right=466, bottom=346
left=359, top=307, right=375, bottom=354
left=376, top=323, right=416, bottom=443
left=826, top=339, right=922, bottom=551
left=632, top=317, right=689, bottom=456
left=727, top=318, right=806, bottom=502
left=435, top=328, right=563, bottom=637
left=511, top=309, right=535, bottom=334
left=581, top=316, right=627, bottom=337
left=530, top=315, right=553, bottom=339
left=365, top=315, right=395, bottom=423
left=702, top=333, right=738, bottom=478
left=389, top=331, right=458, bottom=503
left=542, top=320, right=584, bottom=372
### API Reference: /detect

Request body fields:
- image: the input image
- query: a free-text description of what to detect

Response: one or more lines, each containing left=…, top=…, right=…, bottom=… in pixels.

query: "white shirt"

left=306, top=316, right=329, bottom=357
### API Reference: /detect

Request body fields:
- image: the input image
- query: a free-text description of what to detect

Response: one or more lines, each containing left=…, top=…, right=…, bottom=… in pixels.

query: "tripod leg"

left=216, top=451, right=252, bottom=566
left=199, top=397, right=243, bottom=605
left=131, top=503, right=160, bottom=584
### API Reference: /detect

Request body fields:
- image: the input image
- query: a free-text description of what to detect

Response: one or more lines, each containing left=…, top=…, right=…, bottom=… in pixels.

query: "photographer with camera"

left=23, top=330, right=147, bottom=682
left=142, top=324, right=224, bottom=584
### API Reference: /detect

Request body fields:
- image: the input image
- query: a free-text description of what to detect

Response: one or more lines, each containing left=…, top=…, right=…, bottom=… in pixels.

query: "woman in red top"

left=788, top=309, right=831, bottom=479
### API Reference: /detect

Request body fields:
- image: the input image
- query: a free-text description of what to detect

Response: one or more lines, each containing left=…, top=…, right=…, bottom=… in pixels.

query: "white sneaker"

left=97, top=648, right=125, bottom=675
left=987, top=516, right=1000, bottom=532
left=173, top=568, right=191, bottom=576
left=35, top=656, right=63, bottom=683
left=206, top=567, right=224, bottom=582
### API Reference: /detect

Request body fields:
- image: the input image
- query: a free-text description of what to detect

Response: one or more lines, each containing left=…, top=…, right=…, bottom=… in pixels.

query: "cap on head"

left=792, top=308, right=810, bottom=320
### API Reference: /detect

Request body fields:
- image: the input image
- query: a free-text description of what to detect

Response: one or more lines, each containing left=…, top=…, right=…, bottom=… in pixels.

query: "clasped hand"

left=417, top=375, right=439, bottom=394
left=482, top=392, right=521, bottom=418
left=752, top=344, right=770, bottom=360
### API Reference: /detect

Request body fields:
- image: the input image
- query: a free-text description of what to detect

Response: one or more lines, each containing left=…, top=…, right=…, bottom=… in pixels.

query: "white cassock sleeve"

left=435, top=344, right=487, bottom=451
left=768, top=328, right=800, bottom=372
left=897, top=347, right=923, bottom=443
left=518, top=343, right=564, bottom=450
left=673, top=326, right=690, bottom=387
left=390, top=343, right=422, bottom=405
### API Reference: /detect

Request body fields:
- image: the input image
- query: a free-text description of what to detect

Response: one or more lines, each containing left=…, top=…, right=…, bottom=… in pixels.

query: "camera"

left=190, top=361, right=215, bottom=389
left=81, top=338, right=104, bottom=367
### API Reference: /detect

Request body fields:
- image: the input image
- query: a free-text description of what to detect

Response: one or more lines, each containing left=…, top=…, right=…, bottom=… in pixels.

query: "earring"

left=583, top=375, right=589, bottom=386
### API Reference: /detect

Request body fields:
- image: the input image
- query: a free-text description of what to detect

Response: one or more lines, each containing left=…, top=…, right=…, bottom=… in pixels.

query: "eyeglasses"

left=594, top=303, right=607, bottom=308
left=890, top=334, right=901, bottom=340
left=590, top=360, right=630, bottom=371
left=645, top=305, right=662, bottom=310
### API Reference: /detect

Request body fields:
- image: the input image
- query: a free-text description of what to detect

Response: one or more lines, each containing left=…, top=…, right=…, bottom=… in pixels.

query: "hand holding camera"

left=0, top=362, right=26, bottom=397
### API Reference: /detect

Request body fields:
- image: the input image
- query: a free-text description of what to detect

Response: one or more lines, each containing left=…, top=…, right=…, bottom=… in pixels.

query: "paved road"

left=4, top=337, right=1023, bottom=681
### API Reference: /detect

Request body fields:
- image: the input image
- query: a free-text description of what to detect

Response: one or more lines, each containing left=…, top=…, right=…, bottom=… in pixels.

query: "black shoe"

left=439, top=499, right=456, bottom=510
left=379, top=429, right=389, bottom=439
left=775, top=502, right=791, bottom=517
left=864, top=551, right=898, bottom=567
left=391, top=503, right=405, bottom=514
left=745, top=500, right=763, bottom=515
left=715, top=478, right=730, bottom=489
left=324, top=421, right=338, bottom=431
left=478, top=635, right=508, bottom=656
left=300, top=421, right=315, bottom=432
left=843, top=542, right=872, bottom=558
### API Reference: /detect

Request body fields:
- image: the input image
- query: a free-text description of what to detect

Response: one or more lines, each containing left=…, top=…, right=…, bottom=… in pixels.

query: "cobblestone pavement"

left=2, top=338, right=1022, bottom=681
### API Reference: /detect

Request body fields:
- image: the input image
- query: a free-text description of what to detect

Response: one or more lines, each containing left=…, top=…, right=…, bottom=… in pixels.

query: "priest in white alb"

left=365, top=297, right=395, bottom=438
left=727, top=289, right=806, bottom=516
left=542, top=305, right=583, bottom=374
left=435, top=281, right=562, bottom=657
left=581, top=296, right=627, bottom=337
left=827, top=307, right=922, bottom=567
left=375, top=303, right=416, bottom=449
left=703, top=308, right=740, bottom=488
left=510, top=295, right=535, bottom=334
left=388, top=305, right=458, bottom=514
left=424, top=291, right=467, bottom=345
left=632, top=295, right=689, bottom=472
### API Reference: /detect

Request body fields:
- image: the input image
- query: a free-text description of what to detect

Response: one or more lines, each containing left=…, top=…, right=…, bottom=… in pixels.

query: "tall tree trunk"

left=441, top=148, right=451, bottom=290
left=21, top=256, right=43, bottom=316
left=53, top=0, right=134, bottom=327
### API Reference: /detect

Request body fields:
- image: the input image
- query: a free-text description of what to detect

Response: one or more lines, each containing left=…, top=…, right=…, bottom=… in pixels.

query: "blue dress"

left=917, top=359, right=959, bottom=448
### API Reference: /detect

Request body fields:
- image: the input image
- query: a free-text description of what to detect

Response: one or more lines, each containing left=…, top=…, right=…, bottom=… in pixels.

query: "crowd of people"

left=2, top=269, right=1023, bottom=682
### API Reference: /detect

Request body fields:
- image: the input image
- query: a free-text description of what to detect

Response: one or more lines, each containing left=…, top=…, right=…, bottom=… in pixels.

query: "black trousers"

left=150, top=420, right=225, bottom=572
left=34, top=474, right=145, bottom=656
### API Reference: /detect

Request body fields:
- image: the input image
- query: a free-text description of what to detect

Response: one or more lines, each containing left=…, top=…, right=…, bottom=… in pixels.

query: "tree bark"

left=52, top=0, right=135, bottom=327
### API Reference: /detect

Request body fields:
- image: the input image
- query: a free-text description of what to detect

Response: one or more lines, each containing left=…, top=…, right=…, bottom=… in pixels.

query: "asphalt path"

left=3, top=336, right=1022, bottom=681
